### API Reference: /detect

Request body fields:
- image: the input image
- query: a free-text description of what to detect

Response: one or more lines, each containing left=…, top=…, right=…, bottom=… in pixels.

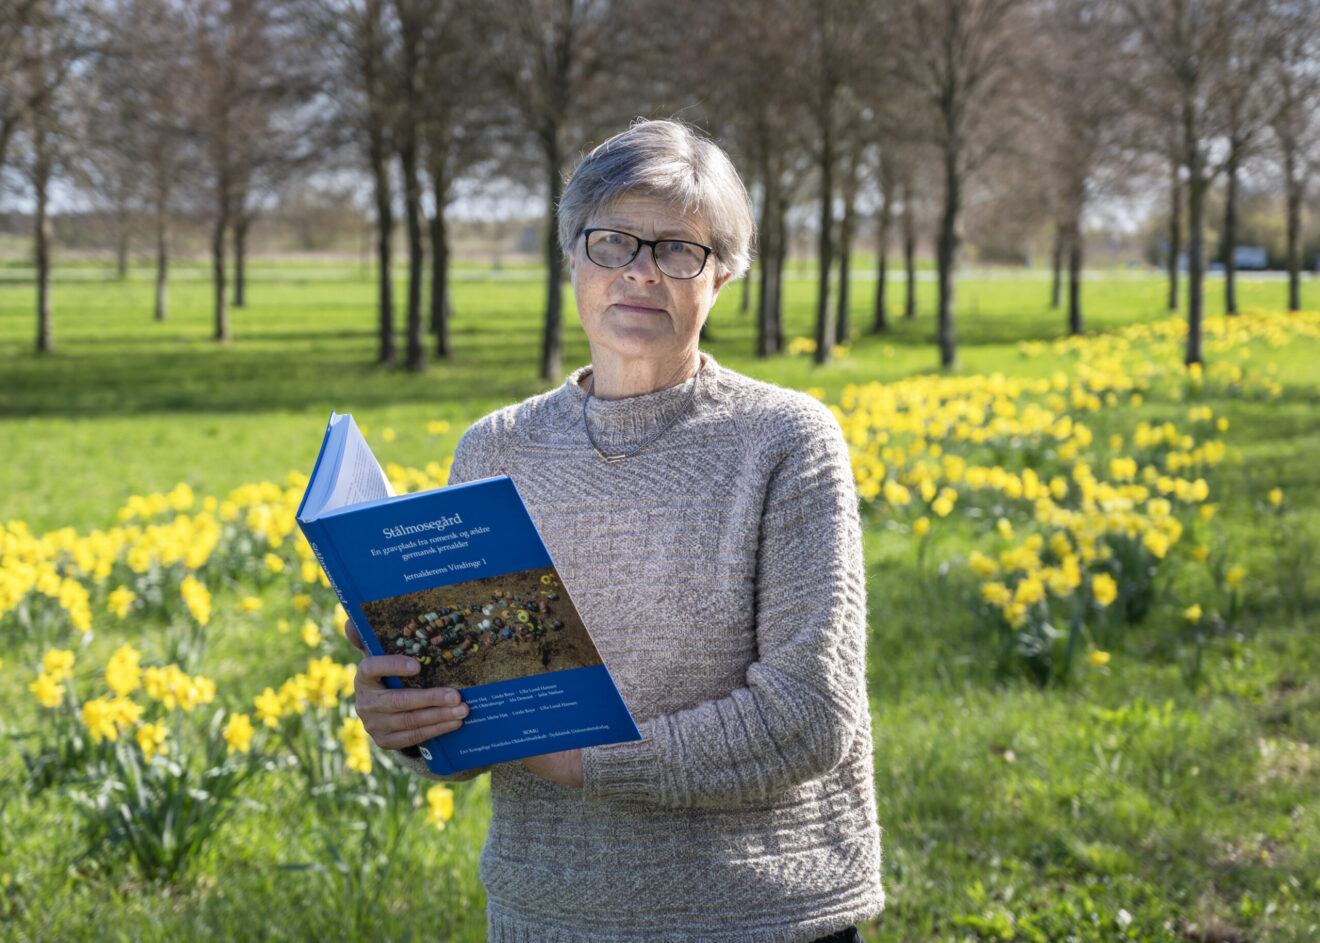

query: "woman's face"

left=569, top=192, right=732, bottom=371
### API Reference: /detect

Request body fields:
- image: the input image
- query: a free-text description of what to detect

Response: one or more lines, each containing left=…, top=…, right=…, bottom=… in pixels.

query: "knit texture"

left=408, top=357, right=883, bottom=942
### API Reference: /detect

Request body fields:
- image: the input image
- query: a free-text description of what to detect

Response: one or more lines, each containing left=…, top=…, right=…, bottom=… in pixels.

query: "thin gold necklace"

left=582, top=363, right=702, bottom=463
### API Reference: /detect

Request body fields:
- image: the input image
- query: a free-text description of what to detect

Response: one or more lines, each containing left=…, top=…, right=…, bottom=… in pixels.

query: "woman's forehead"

left=591, top=193, right=710, bottom=242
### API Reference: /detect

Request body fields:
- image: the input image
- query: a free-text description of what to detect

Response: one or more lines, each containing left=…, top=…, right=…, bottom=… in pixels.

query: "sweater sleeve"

left=580, top=409, right=870, bottom=809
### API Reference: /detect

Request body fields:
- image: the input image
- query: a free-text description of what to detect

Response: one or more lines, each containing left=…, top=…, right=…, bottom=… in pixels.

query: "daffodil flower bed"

left=3, top=457, right=456, bottom=880
left=828, top=310, right=1318, bottom=683
left=1, top=309, right=1315, bottom=886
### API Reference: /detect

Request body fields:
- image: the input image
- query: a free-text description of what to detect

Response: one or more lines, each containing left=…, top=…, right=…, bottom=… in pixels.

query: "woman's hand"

left=521, top=749, right=584, bottom=788
left=345, top=619, right=468, bottom=750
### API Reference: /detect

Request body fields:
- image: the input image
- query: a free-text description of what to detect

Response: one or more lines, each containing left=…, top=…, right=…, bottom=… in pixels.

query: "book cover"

left=295, top=412, right=640, bottom=775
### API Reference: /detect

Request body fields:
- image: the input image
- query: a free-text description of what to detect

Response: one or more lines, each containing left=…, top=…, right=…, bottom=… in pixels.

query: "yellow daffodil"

left=341, top=715, right=372, bottom=774
left=41, top=648, right=75, bottom=682
left=1092, top=573, right=1118, bottom=607
left=1142, top=530, right=1171, bottom=559
left=1225, top=565, right=1246, bottom=588
left=108, top=695, right=143, bottom=729
left=1086, top=650, right=1110, bottom=667
left=105, top=644, right=142, bottom=696
left=29, top=672, right=64, bottom=708
left=1184, top=604, right=1203, bottom=623
left=968, top=551, right=998, bottom=579
left=426, top=785, right=455, bottom=829
left=180, top=575, right=212, bottom=626
left=254, top=687, right=284, bottom=727
left=107, top=585, right=136, bottom=619
left=301, top=619, right=322, bottom=647
left=81, top=697, right=120, bottom=743
left=223, top=713, right=255, bottom=754
left=136, top=722, right=169, bottom=761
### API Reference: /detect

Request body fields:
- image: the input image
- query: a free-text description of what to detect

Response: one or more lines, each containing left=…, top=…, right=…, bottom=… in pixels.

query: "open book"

left=295, top=412, right=640, bottom=775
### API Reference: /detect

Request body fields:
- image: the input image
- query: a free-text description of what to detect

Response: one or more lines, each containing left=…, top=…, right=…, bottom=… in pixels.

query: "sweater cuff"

left=582, top=725, right=666, bottom=805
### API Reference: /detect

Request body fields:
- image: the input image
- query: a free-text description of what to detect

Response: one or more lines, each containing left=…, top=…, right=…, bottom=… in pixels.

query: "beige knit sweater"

left=408, top=357, right=883, bottom=942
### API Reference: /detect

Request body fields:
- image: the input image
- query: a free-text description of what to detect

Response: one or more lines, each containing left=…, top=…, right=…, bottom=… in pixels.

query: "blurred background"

left=2, top=3, right=1319, bottom=942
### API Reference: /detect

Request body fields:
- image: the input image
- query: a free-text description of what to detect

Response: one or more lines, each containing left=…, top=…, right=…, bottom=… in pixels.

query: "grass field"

left=1, top=262, right=1318, bottom=942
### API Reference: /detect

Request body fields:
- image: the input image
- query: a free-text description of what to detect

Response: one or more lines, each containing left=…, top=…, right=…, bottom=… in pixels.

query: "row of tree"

left=2, top=0, right=1318, bottom=371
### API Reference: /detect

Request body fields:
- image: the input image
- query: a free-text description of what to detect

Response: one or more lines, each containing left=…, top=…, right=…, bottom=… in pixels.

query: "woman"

left=348, top=119, right=884, bottom=942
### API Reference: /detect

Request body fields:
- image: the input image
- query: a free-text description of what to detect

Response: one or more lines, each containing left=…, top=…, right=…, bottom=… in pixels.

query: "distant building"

left=1178, top=245, right=1270, bottom=272
left=1232, top=246, right=1268, bottom=270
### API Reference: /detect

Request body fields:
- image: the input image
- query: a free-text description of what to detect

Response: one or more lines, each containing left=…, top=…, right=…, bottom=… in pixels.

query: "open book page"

left=322, top=415, right=395, bottom=513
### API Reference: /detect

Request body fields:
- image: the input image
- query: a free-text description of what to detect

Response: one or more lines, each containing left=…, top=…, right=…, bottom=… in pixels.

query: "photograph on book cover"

left=358, top=564, right=604, bottom=690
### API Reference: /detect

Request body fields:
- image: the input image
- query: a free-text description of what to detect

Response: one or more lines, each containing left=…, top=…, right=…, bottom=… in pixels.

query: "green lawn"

left=1, top=262, right=1318, bottom=941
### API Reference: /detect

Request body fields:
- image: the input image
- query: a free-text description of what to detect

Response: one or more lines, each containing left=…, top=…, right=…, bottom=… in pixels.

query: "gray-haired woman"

left=348, top=119, right=884, bottom=942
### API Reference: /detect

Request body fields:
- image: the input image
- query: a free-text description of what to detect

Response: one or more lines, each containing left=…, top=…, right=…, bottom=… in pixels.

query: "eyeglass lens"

left=585, top=230, right=708, bottom=279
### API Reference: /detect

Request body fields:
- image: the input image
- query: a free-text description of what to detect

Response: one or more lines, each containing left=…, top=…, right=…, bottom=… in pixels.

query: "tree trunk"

left=1184, top=144, right=1206, bottom=366
left=1050, top=221, right=1064, bottom=309
left=0, top=118, right=15, bottom=190
left=1286, top=184, right=1302, bottom=313
left=813, top=128, right=835, bottom=366
left=835, top=187, right=855, bottom=345
left=154, top=196, right=169, bottom=322
left=232, top=216, right=248, bottom=308
left=541, top=136, right=565, bottom=381
left=429, top=209, right=452, bottom=359
left=740, top=260, right=751, bottom=313
left=34, top=150, right=54, bottom=354
left=774, top=206, right=788, bottom=353
left=1284, top=143, right=1303, bottom=312
left=1067, top=212, right=1083, bottom=336
left=400, top=141, right=426, bottom=373
left=936, top=141, right=959, bottom=369
left=756, top=173, right=780, bottom=358
left=1223, top=149, right=1239, bottom=315
left=371, top=132, right=395, bottom=366
left=116, top=211, right=129, bottom=280
left=903, top=182, right=917, bottom=320
left=1167, top=158, right=1182, bottom=312
left=873, top=173, right=893, bottom=333
left=212, top=215, right=230, bottom=343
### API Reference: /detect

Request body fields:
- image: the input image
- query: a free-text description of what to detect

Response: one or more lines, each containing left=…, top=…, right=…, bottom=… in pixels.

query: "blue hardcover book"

left=295, top=412, right=640, bottom=775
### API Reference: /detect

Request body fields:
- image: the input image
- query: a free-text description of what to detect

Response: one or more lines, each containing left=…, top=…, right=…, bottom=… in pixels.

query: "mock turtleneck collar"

left=561, top=355, right=717, bottom=455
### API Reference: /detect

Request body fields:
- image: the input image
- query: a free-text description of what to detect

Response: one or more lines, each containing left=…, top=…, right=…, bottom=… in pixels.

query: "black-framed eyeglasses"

left=581, top=228, right=713, bottom=279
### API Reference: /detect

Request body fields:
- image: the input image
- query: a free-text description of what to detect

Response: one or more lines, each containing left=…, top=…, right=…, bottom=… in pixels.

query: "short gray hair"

left=558, top=119, right=755, bottom=280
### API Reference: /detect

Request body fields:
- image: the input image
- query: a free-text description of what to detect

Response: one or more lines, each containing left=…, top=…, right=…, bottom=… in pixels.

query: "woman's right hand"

left=345, top=619, right=468, bottom=750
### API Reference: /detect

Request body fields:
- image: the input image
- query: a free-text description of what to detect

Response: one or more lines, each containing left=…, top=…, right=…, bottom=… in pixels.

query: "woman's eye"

left=659, top=241, right=693, bottom=257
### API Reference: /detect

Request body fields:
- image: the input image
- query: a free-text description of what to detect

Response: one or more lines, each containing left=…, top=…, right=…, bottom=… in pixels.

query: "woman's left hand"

left=521, top=748, right=583, bottom=787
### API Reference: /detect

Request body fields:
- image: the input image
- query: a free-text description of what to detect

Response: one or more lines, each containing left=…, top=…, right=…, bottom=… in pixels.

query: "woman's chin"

left=591, top=326, right=684, bottom=362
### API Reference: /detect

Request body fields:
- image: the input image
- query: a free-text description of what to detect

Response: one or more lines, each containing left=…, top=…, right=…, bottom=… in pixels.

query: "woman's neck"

left=582, top=349, right=702, bottom=400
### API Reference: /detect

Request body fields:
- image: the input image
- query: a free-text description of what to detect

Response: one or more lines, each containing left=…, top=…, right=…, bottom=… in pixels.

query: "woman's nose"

left=623, top=246, right=661, bottom=282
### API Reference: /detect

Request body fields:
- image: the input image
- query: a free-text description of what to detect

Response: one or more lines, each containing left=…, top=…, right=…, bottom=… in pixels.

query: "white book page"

left=323, top=417, right=396, bottom=512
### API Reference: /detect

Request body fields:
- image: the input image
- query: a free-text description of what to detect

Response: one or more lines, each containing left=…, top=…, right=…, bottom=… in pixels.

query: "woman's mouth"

left=613, top=301, right=665, bottom=315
